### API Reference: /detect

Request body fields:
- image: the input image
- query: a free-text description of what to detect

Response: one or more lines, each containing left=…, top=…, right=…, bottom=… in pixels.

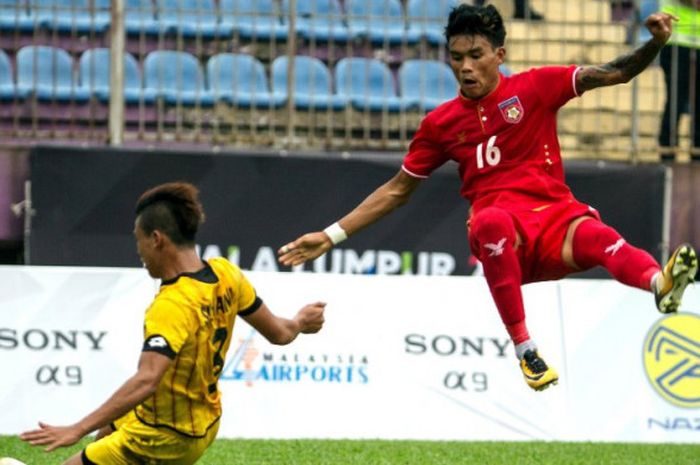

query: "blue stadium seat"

left=0, top=49, right=27, bottom=100
left=637, top=0, right=658, bottom=44
left=334, top=57, right=411, bottom=112
left=219, top=0, right=288, bottom=41
left=271, top=55, right=347, bottom=111
left=0, top=49, right=13, bottom=99
left=32, top=0, right=110, bottom=33
left=157, top=0, right=232, bottom=38
left=207, top=53, right=285, bottom=109
left=144, top=50, right=214, bottom=105
left=16, top=45, right=90, bottom=101
left=0, top=0, right=39, bottom=32
left=406, top=0, right=459, bottom=45
left=282, top=0, right=353, bottom=43
left=92, top=0, right=160, bottom=35
left=399, top=59, right=456, bottom=111
left=79, top=48, right=156, bottom=103
left=345, top=0, right=419, bottom=45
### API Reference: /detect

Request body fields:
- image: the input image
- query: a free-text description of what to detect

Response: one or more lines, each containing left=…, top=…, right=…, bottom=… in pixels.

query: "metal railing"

left=0, top=0, right=695, bottom=162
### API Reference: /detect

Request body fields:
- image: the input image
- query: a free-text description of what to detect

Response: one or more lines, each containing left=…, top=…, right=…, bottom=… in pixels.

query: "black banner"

left=29, top=147, right=666, bottom=278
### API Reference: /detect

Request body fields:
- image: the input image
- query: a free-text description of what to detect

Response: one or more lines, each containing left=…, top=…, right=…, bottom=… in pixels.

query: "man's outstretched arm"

left=243, top=301, right=325, bottom=345
left=20, top=352, right=171, bottom=452
left=576, top=11, right=676, bottom=93
left=278, top=169, right=421, bottom=267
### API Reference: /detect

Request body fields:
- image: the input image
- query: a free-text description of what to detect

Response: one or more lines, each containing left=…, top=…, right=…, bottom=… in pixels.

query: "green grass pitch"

left=2, top=436, right=699, bottom=464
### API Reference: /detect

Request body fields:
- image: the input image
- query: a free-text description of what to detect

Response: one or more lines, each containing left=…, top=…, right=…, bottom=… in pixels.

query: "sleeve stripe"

left=143, top=335, right=177, bottom=359
left=401, top=165, right=429, bottom=179
left=238, top=296, right=262, bottom=317
left=572, top=66, right=582, bottom=97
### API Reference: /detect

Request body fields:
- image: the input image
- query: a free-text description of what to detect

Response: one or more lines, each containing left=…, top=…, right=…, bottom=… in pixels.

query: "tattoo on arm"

left=579, top=40, right=663, bottom=92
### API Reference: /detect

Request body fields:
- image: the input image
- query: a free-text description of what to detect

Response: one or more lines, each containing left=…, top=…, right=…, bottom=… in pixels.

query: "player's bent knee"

left=574, top=219, right=622, bottom=249
left=571, top=218, right=624, bottom=269
left=470, top=207, right=517, bottom=241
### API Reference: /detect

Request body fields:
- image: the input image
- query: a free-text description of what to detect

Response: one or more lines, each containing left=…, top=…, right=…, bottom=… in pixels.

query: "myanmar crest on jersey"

left=497, top=96, right=524, bottom=123
left=403, top=65, right=581, bottom=211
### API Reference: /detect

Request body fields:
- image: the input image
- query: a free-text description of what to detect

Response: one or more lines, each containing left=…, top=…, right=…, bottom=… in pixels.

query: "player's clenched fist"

left=296, top=302, right=326, bottom=334
left=645, top=12, right=678, bottom=44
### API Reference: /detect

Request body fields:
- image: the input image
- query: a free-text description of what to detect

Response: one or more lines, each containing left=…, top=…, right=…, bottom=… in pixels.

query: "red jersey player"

left=278, top=4, right=698, bottom=391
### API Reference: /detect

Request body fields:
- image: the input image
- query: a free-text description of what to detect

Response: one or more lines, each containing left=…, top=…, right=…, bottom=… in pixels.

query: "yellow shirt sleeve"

left=143, top=297, right=193, bottom=356
left=206, top=257, right=262, bottom=316
left=234, top=267, right=261, bottom=315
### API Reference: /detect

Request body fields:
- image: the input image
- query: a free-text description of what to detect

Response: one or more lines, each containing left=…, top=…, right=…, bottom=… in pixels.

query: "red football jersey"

left=403, top=65, right=582, bottom=212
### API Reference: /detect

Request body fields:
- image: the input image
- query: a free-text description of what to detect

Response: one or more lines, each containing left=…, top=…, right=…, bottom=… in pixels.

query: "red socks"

left=572, top=219, right=660, bottom=290
left=469, top=207, right=529, bottom=344
left=470, top=211, right=660, bottom=349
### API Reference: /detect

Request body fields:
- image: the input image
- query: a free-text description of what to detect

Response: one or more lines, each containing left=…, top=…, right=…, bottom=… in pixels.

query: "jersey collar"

left=458, top=72, right=504, bottom=108
left=161, top=260, right=218, bottom=286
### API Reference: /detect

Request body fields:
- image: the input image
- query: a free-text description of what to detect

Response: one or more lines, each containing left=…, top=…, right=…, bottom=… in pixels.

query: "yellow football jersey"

left=135, top=257, right=261, bottom=437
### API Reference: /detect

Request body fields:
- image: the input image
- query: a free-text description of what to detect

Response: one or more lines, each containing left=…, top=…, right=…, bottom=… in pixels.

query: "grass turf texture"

left=2, top=436, right=699, bottom=465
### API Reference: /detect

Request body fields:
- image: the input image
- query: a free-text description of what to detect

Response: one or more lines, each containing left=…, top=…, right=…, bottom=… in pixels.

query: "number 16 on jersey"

left=476, top=135, right=501, bottom=169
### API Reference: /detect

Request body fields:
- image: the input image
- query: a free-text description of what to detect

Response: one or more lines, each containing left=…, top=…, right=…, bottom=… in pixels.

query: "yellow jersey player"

left=20, top=182, right=326, bottom=465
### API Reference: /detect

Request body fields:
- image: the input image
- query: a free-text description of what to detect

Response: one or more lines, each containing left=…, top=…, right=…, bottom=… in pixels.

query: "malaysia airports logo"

left=643, top=312, right=700, bottom=408
left=220, top=329, right=369, bottom=386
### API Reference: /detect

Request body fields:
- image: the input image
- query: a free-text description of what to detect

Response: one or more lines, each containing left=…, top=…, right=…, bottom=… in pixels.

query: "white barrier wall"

left=1, top=266, right=699, bottom=443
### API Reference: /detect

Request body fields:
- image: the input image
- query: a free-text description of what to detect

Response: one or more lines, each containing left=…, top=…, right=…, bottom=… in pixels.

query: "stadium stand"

left=0, top=49, right=21, bottom=100
left=219, top=0, right=289, bottom=42
left=119, top=0, right=160, bottom=35
left=406, top=0, right=459, bottom=46
left=0, top=0, right=40, bottom=32
left=282, top=0, right=353, bottom=43
left=636, top=0, right=658, bottom=44
left=16, top=45, right=89, bottom=101
left=345, top=0, right=420, bottom=46
left=334, top=56, right=410, bottom=112
left=143, top=49, right=213, bottom=105
left=207, top=52, right=285, bottom=108
left=79, top=47, right=155, bottom=104
left=157, top=0, right=231, bottom=38
left=0, top=0, right=691, bottom=161
left=271, top=55, right=348, bottom=111
left=398, top=58, right=455, bottom=111
left=33, top=0, right=110, bottom=34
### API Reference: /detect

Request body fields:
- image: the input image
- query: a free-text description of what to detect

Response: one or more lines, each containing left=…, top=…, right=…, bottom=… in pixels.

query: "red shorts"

left=468, top=199, right=601, bottom=284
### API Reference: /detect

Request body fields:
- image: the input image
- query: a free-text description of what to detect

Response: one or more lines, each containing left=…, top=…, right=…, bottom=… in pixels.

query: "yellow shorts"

left=83, top=411, right=220, bottom=465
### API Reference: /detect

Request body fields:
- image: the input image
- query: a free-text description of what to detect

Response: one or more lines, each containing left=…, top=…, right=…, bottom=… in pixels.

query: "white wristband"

left=323, top=222, right=348, bottom=245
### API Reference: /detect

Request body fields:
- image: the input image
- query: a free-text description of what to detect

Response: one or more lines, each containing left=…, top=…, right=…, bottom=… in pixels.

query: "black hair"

left=135, top=182, right=205, bottom=246
left=444, top=4, right=506, bottom=48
